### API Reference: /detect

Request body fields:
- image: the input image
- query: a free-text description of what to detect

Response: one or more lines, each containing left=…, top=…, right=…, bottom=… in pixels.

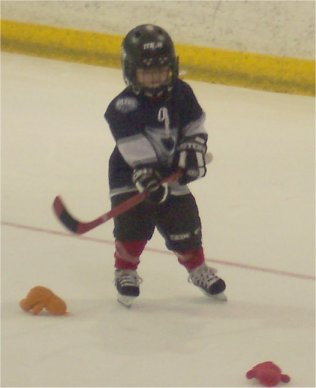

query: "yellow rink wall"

left=1, top=19, right=315, bottom=96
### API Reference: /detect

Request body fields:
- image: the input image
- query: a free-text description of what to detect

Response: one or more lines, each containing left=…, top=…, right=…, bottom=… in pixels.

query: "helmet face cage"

left=121, top=24, right=179, bottom=98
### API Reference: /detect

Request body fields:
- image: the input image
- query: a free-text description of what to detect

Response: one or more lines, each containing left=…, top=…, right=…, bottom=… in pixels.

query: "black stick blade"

left=53, top=196, right=80, bottom=233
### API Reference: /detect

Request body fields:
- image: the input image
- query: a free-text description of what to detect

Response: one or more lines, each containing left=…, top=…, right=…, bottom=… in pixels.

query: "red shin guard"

left=114, top=240, right=147, bottom=270
left=176, top=247, right=205, bottom=271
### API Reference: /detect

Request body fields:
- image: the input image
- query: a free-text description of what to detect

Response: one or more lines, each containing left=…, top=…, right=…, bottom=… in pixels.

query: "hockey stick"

left=53, top=153, right=213, bottom=235
left=53, top=170, right=182, bottom=235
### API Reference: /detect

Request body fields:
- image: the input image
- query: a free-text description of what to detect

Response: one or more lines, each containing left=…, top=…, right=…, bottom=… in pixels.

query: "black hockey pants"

left=111, top=192, right=203, bottom=252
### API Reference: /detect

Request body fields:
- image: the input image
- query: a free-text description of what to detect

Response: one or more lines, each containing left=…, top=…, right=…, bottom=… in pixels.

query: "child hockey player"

left=104, top=24, right=226, bottom=306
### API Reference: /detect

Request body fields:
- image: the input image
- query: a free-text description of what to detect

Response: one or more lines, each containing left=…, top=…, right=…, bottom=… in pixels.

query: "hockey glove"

left=176, top=135, right=207, bottom=184
left=132, top=167, right=169, bottom=204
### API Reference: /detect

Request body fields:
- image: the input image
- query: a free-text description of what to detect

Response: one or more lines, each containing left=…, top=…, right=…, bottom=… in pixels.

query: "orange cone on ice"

left=20, top=286, right=67, bottom=315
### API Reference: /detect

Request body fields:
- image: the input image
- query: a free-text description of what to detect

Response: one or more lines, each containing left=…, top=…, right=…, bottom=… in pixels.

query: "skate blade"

left=211, top=292, right=227, bottom=302
left=117, top=294, right=137, bottom=308
left=203, top=291, right=228, bottom=302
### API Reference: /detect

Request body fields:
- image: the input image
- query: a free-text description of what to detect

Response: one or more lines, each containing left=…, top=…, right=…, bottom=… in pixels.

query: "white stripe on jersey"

left=117, top=134, right=158, bottom=168
left=109, top=181, right=190, bottom=198
left=182, top=113, right=207, bottom=138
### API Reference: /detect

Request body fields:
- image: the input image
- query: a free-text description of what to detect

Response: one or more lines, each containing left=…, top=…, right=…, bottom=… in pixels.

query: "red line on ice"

left=2, top=220, right=315, bottom=281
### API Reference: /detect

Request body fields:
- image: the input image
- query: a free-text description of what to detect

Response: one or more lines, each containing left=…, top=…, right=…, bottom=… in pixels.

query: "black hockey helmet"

left=121, top=24, right=178, bottom=98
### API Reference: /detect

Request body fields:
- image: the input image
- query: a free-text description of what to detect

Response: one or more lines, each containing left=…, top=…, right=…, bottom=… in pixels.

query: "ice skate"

left=188, top=263, right=227, bottom=301
left=115, top=269, right=142, bottom=307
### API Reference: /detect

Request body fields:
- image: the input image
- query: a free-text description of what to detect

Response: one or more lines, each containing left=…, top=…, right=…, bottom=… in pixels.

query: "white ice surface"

left=1, top=53, right=315, bottom=387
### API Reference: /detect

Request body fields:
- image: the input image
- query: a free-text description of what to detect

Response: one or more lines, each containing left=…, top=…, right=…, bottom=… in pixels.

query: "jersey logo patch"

left=115, top=97, right=138, bottom=113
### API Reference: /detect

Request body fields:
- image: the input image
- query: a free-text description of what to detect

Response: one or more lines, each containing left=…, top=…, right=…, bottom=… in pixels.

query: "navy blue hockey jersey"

left=104, top=78, right=207, bottom=198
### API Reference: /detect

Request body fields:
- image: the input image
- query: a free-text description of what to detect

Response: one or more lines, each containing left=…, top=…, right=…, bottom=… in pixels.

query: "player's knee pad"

left=165, top=229, right=202, bottom=254
left=175, top=247, right=205, bottom=271
left=114, top=240, right=147, bottom=270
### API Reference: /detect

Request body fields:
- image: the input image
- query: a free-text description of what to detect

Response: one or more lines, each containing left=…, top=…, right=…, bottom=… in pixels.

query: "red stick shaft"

left=53, top=169, right=182, bottom=234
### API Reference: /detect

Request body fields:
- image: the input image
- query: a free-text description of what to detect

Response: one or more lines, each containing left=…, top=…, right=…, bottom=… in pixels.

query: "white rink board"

left=2, top=1, right=315, bottom=58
